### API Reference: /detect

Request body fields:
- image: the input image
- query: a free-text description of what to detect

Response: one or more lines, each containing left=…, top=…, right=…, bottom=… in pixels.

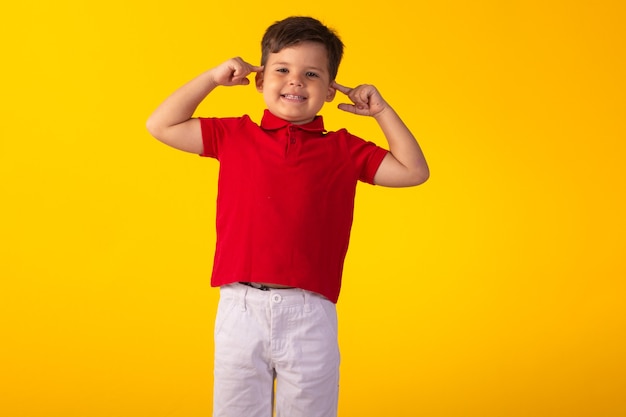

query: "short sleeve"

left=198, top=116, right=250, bottom=159
left=342, top=130, right=388, bottom=184
left=198, top=117, right=223, bottom=158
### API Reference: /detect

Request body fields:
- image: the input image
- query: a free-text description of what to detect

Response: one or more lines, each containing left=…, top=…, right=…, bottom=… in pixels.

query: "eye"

left=276, top=68, right=288, bottom=73
left=306, top=71, right=319, bottom=78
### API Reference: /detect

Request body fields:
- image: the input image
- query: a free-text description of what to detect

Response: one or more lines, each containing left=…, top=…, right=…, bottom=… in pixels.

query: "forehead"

left=266, top=42, right=329, bottom=69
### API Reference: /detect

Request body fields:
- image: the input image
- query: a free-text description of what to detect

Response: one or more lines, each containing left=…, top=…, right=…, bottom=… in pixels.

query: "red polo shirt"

left=199, top=110, right=388, bottom=303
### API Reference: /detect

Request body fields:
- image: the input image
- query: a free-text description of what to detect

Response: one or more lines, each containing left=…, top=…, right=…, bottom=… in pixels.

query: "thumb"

left=337, top=103, right=356, bottom=114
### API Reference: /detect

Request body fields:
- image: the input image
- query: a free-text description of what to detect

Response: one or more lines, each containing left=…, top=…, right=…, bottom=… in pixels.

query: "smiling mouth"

left=281, top=94, right=307, bottom=101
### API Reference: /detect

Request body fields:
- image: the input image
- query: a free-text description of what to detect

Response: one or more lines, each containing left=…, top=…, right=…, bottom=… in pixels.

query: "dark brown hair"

left=261, top=16, right=344, bottom=81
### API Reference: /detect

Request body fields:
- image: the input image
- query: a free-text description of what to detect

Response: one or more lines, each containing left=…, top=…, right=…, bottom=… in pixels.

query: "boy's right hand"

left=147, top=58, right=263, bottom=155
left=211, top=57, right=264, bottom=87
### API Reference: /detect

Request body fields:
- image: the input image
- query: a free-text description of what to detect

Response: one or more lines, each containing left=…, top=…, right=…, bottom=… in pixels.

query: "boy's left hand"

left=333, top=82, right=389, bottom=117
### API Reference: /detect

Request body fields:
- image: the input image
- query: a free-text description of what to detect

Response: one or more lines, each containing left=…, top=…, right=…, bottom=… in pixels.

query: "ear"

left=255, top=71, right=264, bottom=92
left=325, top=82, right=337, bottom=102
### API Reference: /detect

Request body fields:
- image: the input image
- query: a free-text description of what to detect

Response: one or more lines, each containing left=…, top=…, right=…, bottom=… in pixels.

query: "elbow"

left=373, top=161, right=430, bottom=188
left=417, top=170, right=430, bottom=186
left=384, top=168, right=429, bottom=188
left=405, top=164, right=430, bottom=187
left=146, top=117, right=171, bottom=145
left=145, top=116, right=161, bottom=139
left=409, top=169, right=430, bottom=186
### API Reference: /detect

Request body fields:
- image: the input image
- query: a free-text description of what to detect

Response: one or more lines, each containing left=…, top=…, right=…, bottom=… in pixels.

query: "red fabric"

left=200, top=110, right=387, bottom=303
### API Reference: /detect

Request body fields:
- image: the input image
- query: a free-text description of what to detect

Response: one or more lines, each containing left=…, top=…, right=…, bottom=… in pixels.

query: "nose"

left=289, top=75, right=304, bottom=87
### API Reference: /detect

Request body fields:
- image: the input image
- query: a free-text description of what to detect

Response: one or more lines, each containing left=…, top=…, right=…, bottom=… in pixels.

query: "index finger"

left=332, top=81, right=352, bottom=95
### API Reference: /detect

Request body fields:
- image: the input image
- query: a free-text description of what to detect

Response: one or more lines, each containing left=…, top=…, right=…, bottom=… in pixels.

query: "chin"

left=277, top=112, right=313, bottom=124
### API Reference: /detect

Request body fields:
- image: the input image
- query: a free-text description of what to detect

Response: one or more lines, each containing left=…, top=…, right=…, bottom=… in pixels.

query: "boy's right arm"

left=146, top=58, right=263, bottom=154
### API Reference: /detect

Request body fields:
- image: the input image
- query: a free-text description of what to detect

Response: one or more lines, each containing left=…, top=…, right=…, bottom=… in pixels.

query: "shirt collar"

left=260, top=109, right=326, bottom=133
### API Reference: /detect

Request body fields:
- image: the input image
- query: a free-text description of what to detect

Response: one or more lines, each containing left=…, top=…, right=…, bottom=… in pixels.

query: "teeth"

left=283, top=94, right=304, bottom=100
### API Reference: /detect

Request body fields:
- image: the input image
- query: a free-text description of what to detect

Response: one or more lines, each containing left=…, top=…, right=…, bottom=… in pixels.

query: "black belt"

left=239, top=282, right=295, bottom=291
left=239, top=282, right=272, bottom=291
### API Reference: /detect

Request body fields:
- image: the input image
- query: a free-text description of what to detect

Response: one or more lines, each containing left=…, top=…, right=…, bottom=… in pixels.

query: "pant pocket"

left=214, top=294, right=237, bottom=337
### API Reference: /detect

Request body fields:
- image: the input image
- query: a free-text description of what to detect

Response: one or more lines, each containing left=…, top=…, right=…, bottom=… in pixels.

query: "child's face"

left=256, top=42, right=336, bottom=125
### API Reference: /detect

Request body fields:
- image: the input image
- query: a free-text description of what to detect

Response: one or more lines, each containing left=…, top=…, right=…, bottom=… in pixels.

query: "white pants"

left=213, top=283, right=340, bottom=417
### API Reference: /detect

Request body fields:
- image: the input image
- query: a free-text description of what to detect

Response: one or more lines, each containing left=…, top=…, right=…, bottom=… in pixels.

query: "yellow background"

left=1, top=0, right=625, bottom=416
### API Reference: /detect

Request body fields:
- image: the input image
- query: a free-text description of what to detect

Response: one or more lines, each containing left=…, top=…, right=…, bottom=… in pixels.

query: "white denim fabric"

left=213, top=283, right=340, bottom=417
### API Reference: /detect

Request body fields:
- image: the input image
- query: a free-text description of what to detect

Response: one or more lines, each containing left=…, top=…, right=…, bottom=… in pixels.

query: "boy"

left=146, top=16, right=428, bottom=417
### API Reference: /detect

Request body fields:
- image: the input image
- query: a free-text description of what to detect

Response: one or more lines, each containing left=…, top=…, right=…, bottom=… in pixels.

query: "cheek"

left=261, top=78, right=279, bottom=92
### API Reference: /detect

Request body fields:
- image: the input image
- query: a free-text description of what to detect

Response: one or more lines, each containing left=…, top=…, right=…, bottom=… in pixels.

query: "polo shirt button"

left=272, top=294, right=282, bottom=303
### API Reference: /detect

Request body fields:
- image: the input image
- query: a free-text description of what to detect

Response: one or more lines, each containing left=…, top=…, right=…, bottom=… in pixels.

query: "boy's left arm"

left=333, top=82, right=429, bottom=187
